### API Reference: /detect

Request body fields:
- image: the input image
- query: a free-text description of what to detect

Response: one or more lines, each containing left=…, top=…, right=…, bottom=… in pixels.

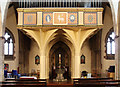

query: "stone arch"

left=44, top=29, right=75, bottom=79
left=108, top=0, right=117, bottom=33
left=22, top=29, right=41, bottom=50
left=1, top=0, right=11, bottom=35
left=118, top=1, right=120, bottom=34
left=80, top=29, right=98, bottom=52
left=44, top=29, right=76, bottom=52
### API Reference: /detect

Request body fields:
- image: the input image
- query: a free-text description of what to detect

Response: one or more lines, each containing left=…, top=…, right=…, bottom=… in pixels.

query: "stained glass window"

left=105, top=29, right=115, bottom=60
left=107, top=32, right=115, bottom=54
left=4, top=28, right=15, bottom=60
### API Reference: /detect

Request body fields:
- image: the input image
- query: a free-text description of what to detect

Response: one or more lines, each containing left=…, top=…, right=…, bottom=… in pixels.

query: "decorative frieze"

left=17, top=8, right=103, bottom=28
left=68, top=12, right=78, bottom=25
left=53, top=12, right=68, bottom=25
left=97, top=12, right=102, bottom=25
left=37, top=12, right=42, bottom=25
left=23, top=12, right=37, bottom=25
left=18, top=12, right=23, bottom=25
left=78, top=12, right=84, bottom=25
left=84, top=12, right=97, bottom=25
left=43, top=12, right=53, bottom=25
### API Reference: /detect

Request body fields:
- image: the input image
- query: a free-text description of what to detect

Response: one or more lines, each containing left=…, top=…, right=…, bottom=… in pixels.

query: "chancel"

left=0, top=0, right=120, bottom=87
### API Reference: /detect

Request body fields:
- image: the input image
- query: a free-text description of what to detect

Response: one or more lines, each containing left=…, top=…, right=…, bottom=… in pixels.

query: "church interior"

left=0, top=0, right=120, bottom=87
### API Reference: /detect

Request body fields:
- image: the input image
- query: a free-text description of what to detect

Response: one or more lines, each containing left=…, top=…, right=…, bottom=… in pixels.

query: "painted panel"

left=18, top=12, right=23, bottom=25
left=53, top=12, right=68, bottom=25
left=43, top=12, right=53, bottom=25
left=68, top=12, right=78, bottom=25
left=84, top=12, right=97, bottom=25
left=24, top=12, right=37, bottom=25
left=97, top=12, right=102, bottom=25
left=78, top=12, right=84, bottom=25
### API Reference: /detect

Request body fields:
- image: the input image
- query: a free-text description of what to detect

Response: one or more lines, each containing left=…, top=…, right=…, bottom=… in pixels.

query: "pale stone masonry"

left=0, top=38, right=4, bottom=81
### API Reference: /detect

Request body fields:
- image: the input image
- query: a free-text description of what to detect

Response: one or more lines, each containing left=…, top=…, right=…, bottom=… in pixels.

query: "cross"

left=4, top=33, right=10, bottom=40
left=110, top=32, right=115, bottom=39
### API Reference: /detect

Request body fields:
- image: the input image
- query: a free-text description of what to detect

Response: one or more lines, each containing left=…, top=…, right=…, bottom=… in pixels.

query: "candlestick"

left=59, top=54, right=61, bottom=58
left=59, top=54, right=61, bottom=64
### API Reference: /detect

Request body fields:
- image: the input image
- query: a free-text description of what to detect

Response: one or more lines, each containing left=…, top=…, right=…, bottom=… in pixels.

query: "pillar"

left=115, top=10, right=120, bottom=79
left=40, top=54, right=46, bottom=79
left=0, top=37, right=4, bottom=81
left=74, top=52, right=80, bottom=78
left=0, top=6, right=4, bottom=81
left=115, top=35, right=120, bottom=79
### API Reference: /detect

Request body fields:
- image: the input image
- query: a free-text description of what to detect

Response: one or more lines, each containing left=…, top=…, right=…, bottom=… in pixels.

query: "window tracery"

left=105, top=28, right=115, bottom=60
left=4, top=28, right=15, bottom=60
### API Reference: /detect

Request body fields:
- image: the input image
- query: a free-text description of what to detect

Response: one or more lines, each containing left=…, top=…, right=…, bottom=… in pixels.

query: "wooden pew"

left=0, top=79, right=47, bottom=87
left=73, top=78, right=120, bottom=87
left=73, top=78, right=113, bottom=84
left=74, top=83, right=119, bottom=87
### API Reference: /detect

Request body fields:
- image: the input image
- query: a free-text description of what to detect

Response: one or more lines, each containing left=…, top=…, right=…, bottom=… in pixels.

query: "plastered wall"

left=101, top=6, right=115, bottom=77
left=80, top=40, right=91, bottom=74
left=4, top=6, right=19, bottom=71
left=29, top=40, right=40, bottom=73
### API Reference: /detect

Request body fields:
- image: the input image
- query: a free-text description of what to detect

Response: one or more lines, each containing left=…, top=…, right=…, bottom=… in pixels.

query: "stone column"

left=115, top=15, right=120, bottom=79
left=0, top=37, right=4, bottom=81
left=74, top=53, right=80, bottom=78
left=115, top=35, right=120, bottom=79
left=40, top=55, right=46, bottom=79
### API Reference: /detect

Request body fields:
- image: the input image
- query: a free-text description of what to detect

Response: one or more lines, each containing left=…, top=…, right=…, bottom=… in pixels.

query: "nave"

left=1, top=0, right=120, bottom=85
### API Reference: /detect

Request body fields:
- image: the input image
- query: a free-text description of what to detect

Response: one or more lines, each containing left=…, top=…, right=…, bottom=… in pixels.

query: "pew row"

left=73, top=78, right=120, bottom=87
left=0, top=79, right=47, bottom=87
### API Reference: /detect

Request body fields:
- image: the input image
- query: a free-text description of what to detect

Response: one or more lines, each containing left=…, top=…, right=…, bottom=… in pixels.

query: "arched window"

left=105, top=28, right=115, bottom=60
left=4, top=28, right=15, bottom=60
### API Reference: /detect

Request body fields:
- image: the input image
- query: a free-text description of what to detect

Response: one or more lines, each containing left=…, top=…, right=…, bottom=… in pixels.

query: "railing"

left=17, top=0, right=102, bottom=8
